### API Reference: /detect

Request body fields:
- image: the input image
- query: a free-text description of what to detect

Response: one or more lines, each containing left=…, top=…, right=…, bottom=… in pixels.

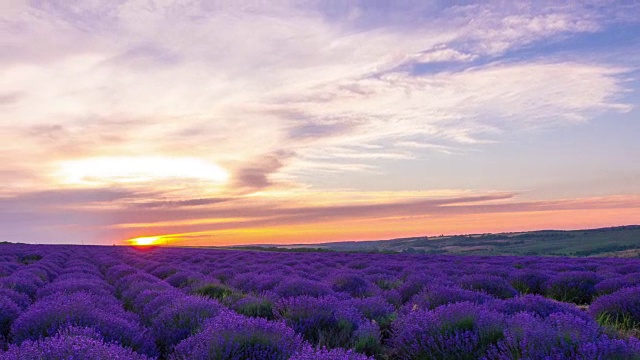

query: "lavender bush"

left=275, top=296, right=381, bottom=356
left=390, top=302, right=505, bottom=360
left=0, top=328, right=151, bottom=360
left=10, top=292, right=157, bottom=357
left=0, top=296, right=20, bottom=339
left=544, top=271, right=601, bottom=305
left=459, top=274, right=518, bottom=299
left=290, top=346, right=373, bottom=360
left=151, top=295, right=224, bottom=353
left=590, top=286, right=640, bottom=333
left=483, top=312, right=640, bottom=359
left=170, top=312, right=305, bottom=359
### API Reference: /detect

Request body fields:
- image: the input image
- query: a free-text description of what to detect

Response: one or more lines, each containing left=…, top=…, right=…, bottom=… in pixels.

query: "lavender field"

left=0, top=245, right=639, bottom=359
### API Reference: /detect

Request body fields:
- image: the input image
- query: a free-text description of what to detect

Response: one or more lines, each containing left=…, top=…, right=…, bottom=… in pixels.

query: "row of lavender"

left=1, top=244, right=639, bottom=359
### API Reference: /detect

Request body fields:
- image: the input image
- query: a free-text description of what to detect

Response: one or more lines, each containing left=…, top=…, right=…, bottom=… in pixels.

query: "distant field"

left=232, top=225, right=640, bottom=257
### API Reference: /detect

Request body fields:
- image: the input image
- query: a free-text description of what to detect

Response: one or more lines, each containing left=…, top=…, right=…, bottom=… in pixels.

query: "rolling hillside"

left=232, top=225, right=640, bottom=257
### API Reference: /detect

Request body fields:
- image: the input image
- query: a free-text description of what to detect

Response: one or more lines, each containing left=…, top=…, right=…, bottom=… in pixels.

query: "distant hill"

left=230, top=225, right=640, bottom=257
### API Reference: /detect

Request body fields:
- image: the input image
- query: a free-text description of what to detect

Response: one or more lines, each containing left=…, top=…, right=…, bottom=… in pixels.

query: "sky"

left=1, top=1, right=639, bottom=246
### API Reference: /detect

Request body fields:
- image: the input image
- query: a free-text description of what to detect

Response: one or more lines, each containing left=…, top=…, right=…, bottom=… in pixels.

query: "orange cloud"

left=113, top=195, right=640, bottom=246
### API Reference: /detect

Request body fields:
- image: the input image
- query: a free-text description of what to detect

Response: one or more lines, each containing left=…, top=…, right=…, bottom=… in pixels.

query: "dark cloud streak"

left=233, top=150, right=295, bottom=189
left=107, top=193, right=640, bottom=235
left=133, top=197, right=230, bottom=209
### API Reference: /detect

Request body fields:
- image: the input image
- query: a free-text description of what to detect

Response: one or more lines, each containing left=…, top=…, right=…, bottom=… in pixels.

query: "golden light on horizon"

left=128, top=236, right=163, bottom=246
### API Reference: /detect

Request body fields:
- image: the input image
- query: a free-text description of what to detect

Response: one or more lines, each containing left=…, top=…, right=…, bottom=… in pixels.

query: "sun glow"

left=54, top=156, right=229, bottom=185
left=128, top=236, right=162, bottom=246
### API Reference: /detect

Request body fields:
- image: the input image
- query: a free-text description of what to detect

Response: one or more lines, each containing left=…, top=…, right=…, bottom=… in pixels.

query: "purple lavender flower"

left=149, top=265, right=179, bottom=279
left=405, top=284, right=492, bottom=312
left=370, top=274, right=403, bottom=291
left=0, top=271, right=46, bottom=299
left=113, top=272, right=159, bottom=294
left=105, top=265, right=138, bottom=284
left=545, top=271, right=601, bottom=305
left=37, top=278, right=114, bottom=298
left=459, top=274, right=518, bottom=299
left=151, top=295, right=224, bottom=354
left=483, top=312, right=640, bottom=359
left=494, top=294, right=591, bottom=320
left=590, top=285, right=640, bottom=331
left=595, top=273, right=640, bottom=296
left=11, top=291, right=157, bottom=357
left=330, top=273, right=375, bottom=298
left=508, top=270, right=550, bottom=295
left=350, top=296, right=396, bottom=332
left=576, top=336, right=640, bottom=360
left=121, top=281, right=175, bottom=311
left=165, top=270, right=207, bottom=290
left=397, top=274, right=432, bottom=304
left=273, top=277, right=335, bottom=298
left=230, top=273, right=284, bottom=293
left=378, top=289, right=402, bottom=308
left=390, top=302, right=505, bottom=360
left=290, top=345, right=373, bottom=360
left=194, top=282, right=238, bottom=302
left=0, top=296, right=20, bottom=338
left=2, top=243, right=640, bottom=359
left=138, top=289, right=184, bottom=322
left=275, top=296, right=381, bottom=354
left=0, top=289, right=30, bottom=309
left=232, top=295, right=275, bottom=319
left=170, top=311, right=305, bottom=359
left=0, top=328, right=151, bottom=360
left=0, top=263, right=19, bottom=278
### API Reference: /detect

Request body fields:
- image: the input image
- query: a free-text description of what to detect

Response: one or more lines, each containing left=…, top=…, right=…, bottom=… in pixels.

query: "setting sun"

left=128, top=236, right=162, bottom=246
